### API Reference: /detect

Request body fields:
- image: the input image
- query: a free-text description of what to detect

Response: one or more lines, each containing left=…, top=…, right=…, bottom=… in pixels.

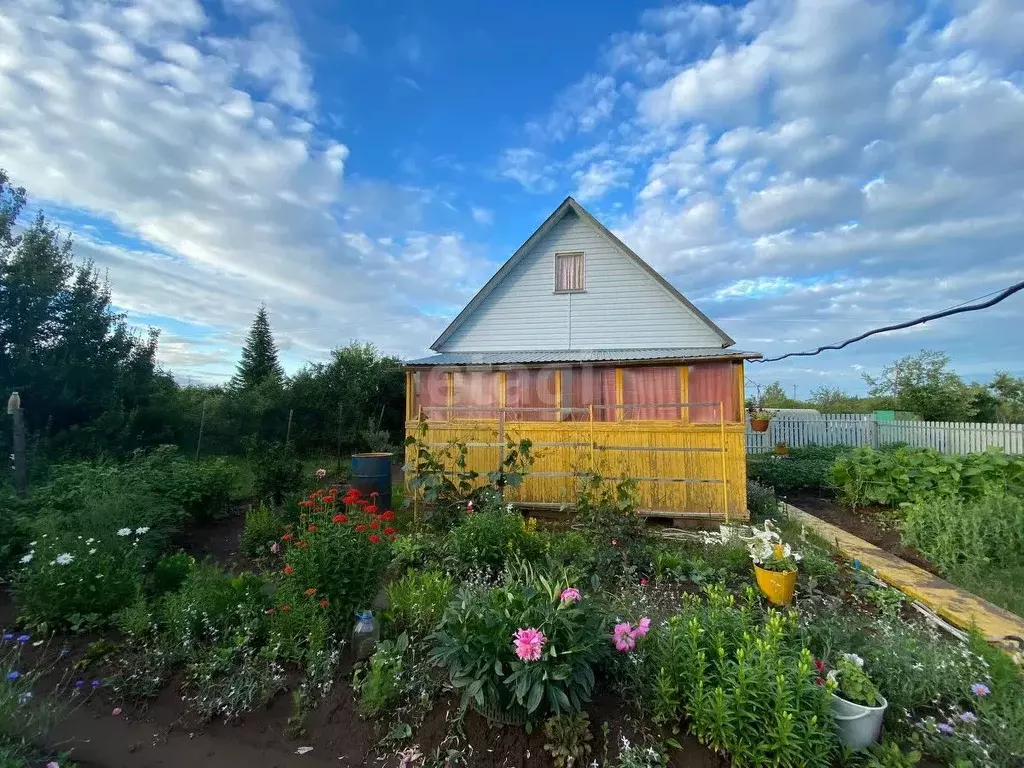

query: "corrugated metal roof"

left=406, top=348, right=762, bottom=366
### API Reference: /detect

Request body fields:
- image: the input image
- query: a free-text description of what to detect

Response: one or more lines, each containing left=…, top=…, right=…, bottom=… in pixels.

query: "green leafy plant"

left=748, top=445, right=845, bottom=494
left=355, top=633, right=408, bottom=717
left=403, top=414, right=478, bottom=531
left=865, top=740, right=920, bottom=768
left=830, top=654, right=882, bottom=706
left=429, top=580, right=607, bottom=723
left=746, top=479, right=780, bottom=523
left=241, top=503, right=284, bottom=557
left=574, top=475, right=651, bottom=584
left=646, top=586, right=835, bottom=767
left=543, top=712, right=593, bottom=767
left=148, top=551, right=195, bottom=597
left=451, top=508, right=539, bottom=574
left=384, top=569, right=453, bottom=639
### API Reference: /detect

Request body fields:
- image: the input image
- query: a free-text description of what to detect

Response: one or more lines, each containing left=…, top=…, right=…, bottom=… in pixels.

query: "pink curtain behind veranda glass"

left=622, top=366, right=681, bottom=420
left=564, top=367, right=616, bottom=421
left=414, top=370, right=449, bottom=420
left=689, top=362, right=739, bottom=423
left=556, top=253, right=584, bottom=292
left=506, top=369, right=557, bottom=421
left=452, top=371, right=499, bottom=419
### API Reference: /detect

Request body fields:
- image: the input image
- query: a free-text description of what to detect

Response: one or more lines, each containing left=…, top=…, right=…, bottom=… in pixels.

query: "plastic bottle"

left=351, top=610, right=379, bottom=660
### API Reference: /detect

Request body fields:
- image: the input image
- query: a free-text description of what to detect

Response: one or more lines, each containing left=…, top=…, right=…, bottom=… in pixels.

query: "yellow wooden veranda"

left=404, top=357, right=752, bottom=523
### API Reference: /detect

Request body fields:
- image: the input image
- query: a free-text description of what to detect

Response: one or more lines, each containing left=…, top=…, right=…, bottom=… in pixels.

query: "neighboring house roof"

left=430, top=196, right=735, bottom=351
left=406, top=348, right=762, bottom=367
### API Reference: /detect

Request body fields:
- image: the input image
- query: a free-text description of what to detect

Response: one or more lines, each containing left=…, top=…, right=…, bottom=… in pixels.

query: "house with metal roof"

left=405, top=197, right=761, bottom=522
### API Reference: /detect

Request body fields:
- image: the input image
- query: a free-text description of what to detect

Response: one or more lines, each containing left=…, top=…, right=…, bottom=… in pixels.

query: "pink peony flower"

left=270, top=542, right=281, bottom=554
left=560, top=587, right=581, bottom=604
left=512, top=627, right=546, bottom=661
left=640, top=578, right=648, bottom=586
left=632, top=617, right=651, bottom=638
left=111, top=707, right=122, bottom=716
left=612, top=622, right=636, bottom=653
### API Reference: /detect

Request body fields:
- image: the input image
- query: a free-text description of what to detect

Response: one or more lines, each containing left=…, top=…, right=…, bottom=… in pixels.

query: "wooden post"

left=589, top=404, right=595, bottom=474
left=8, top=392, right=27, bottom=498
left=194, top=400, right=206, bottom=461
left=497, top=407, right=506, bottom=499
left=719, top=402, right=729, bottom=524
left=336, top=401, right=344, bottom=472
left=285, top=408, right=294, bottom=444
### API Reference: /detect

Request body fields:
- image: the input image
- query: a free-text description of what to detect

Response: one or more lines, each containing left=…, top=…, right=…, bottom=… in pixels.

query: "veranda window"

left=561, top=367, right=616, bottom=421
left=688, top=362, right=739, bottom=423
left=413, top=369, right=449, bottom=419
left=622, top=366, right=682, bottom=420
left=506, top=368, right=558, bottom=421
left=452, top=370, right=499, bottom=419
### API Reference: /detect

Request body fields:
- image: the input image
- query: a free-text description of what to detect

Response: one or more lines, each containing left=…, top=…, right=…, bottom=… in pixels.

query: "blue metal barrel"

left=351, top=452, right=393, bottom=512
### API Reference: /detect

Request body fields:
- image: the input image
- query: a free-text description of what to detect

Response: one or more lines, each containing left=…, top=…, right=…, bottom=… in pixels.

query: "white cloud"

left=471, top=206, right=494, bottom=225
left=735, top=177, right=852, bottom=233
left=497, top=147, right=556, bottom=194
left=572, top=160, right=631, bottom=202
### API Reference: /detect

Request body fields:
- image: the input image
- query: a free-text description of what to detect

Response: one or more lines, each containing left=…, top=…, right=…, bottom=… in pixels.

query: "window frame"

left=553, top=251, right=586, bottom=294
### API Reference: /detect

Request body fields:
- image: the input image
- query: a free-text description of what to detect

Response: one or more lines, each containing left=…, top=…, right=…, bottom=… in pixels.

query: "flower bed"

left=1, top=463, right=1022, bottom=768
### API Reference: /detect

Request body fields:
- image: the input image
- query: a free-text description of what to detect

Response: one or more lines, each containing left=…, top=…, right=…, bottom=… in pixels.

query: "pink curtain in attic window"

left=414, top=370, right=449, bottom=420
left=452, top=371, right=499, bottom=419
left=622, top=366, right=681, bottom=420
left=688, top=362, right=739, bottom=423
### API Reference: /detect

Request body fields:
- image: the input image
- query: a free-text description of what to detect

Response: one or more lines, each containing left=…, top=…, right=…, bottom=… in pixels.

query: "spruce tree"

left=232, top=304, right=284, bottom=389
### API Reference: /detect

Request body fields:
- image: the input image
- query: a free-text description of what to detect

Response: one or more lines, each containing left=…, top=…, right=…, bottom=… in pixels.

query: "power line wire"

left=752, top=279, right=1024, bottom=364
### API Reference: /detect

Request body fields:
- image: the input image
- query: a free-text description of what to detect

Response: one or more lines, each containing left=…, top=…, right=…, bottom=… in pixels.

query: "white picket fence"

left=746, top=414, right=1024, bottom=455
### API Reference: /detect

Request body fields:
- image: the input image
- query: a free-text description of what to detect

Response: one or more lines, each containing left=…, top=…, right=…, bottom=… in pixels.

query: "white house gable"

left=439, top=209, right=726, bottom=352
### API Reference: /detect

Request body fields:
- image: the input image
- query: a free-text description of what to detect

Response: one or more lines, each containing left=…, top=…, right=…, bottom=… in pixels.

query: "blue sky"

left=1, top=0, right=1023, bottom=396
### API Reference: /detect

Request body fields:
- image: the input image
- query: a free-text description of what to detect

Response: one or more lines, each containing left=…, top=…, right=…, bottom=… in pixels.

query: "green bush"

left=748, top=453, right=835, bottom=494
left=148, top=551, right=196, bottom=597
left=746, top=479, right=780, bottom=523
left=574, top=476, right=652, bottom=584
left=0, top=637, right=66, bottom=765
left=647, top=586, right=835, bottom=767
left=240, top=503, right=284, bottom=557
left=13, top=527, right=148, bottom=631
left=901, top=491, right=1024, bottom=574
left=430, top=581, right=607, bottom=722
left=384, top=569, right=453, bottom=639
left=451, top=509, right=539, bottom=574
left=244, top=437, right=303, bottom=506
left=831, top=446, right=1024, bottom=509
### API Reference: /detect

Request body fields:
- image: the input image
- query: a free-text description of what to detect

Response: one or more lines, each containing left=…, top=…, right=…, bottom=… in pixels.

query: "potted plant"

left=823, top=653, right=887, bottom=749
left=746, top=521, right=800, bottom=605
left=774, top=441, right=789, bottom=455
left=749, top=408, right=773, bottom=433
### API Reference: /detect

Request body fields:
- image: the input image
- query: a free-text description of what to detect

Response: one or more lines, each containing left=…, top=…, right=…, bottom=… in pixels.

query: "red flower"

left=640, top=578, right=648, bottom=586
left=814, top=677, right=825, bottom=686
left=304, top=587, right=317, bottom=597
left=307, top=524, right=318, bottom=533
left=355, top=524, right=367, bottom=533
left=383, top=527, right=397, bottom=536
left=365, top=504, right=379, bottom=515
left=814, top=659, right=826, bottom=673
left=355, top=499, right=368, bottom=508
left=296, top=539, right=309, bottom=549
left=370, top=491, right=379, bottom=498
left=282, top=533, right=294, bottom=542
left=333, top=514, right=348, bottom=524
left=279, top=604, right=292, bottom=613
left=283, top=565, right=294, bottom=575
left=368, top=534, right=381, bottom=544
left=299, top=500, right=314, bottom=508
left=370, top=520, right=380, bottom=530
left=380, top=510, right=395, bottom=522
left=319, top=599, right=329, bottom=608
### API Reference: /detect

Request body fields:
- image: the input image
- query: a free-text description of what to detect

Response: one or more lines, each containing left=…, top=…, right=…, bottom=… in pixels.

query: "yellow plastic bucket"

left=754, top=565, right=797, bottom=605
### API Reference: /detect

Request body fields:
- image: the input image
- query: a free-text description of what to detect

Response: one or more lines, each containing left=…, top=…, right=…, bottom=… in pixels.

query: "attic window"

left=554, top=252, right=585, bottom=293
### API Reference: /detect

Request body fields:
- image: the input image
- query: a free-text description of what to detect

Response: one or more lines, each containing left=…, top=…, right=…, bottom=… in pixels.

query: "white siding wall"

left=441, top=212, right=724, bottom=352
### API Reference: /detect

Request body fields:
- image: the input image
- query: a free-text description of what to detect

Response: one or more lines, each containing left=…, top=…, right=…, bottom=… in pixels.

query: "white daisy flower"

left=55, top=553, right=74, bottom=566
left=116, top=528, right=132, bottom=537
left=88, top=548, right=97, bottom=555
left=19, top=553, right=33, bottom=564
left=134, top=526, right=149, bottom=535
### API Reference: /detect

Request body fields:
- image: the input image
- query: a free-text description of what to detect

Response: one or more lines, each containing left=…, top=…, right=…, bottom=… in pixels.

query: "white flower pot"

left=830, top=693, right=887, bottom=750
